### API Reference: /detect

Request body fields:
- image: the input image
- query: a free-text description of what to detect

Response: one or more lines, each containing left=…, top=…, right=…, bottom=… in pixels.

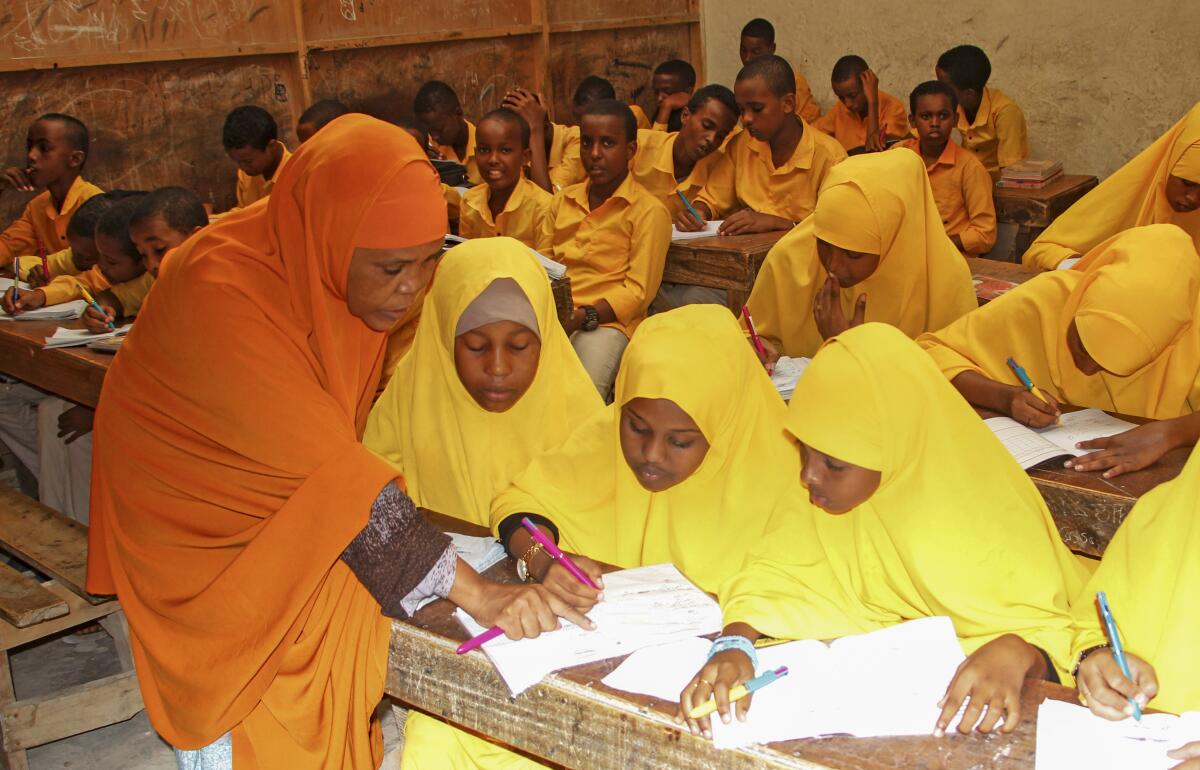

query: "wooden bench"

left=0, top=487, right=142, bottom=770
left=662, top=232, right=786, bottom=313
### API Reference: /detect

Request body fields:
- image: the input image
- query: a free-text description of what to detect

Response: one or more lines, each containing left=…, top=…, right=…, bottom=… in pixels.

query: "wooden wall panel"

left=547, top=1, right=691, bottom=24
left=0, top=0, right=297, bottom=71
left=548, top=26, right=693, bottom=125
left=302, top=0, right=533, bottom=47
left=307, top=38, right=539, bottom=125
left=0, top=55, right=300, bottom=220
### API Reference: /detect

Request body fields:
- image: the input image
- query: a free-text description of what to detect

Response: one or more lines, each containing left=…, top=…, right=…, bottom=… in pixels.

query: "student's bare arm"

left=503, top=89, right=552, bottom=192
left=563, top=299, right=616, bottom=334
left=950, top=370, right=1060, bottom=428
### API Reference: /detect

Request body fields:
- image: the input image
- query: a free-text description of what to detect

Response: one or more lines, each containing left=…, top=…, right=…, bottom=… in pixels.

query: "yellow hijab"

left=1023, top=102, right=1200, bottom=270
left=1070, top=445, right=1200, bottom=714
left=920, top=224, right=1200, bottom=419
left=719, top=323, right=1088, bottom=677
left=490, top=305, right=798, bottom=593
left=363, top=237, right=602, bottom=526
left=745, top=149, right=977, bottom=358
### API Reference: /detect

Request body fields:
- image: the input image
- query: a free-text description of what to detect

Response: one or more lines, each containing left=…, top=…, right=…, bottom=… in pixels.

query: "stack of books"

left=996, top=159, right=1063, bottom=189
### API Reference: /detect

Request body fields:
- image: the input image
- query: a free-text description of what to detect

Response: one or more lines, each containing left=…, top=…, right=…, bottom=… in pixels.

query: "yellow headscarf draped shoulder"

left=720, top=323, right=1088, bottom=678
left=490, top=304, right=798, bottom=593
left=746, top=149, right=977, bottom=358
left=920, top=224, right=1200, bottom=419
left=363, top=236, right=603, bottom=525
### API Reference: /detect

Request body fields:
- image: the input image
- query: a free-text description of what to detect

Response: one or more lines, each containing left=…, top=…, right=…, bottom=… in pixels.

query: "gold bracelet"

left=518, top=541, right=545, bottom=582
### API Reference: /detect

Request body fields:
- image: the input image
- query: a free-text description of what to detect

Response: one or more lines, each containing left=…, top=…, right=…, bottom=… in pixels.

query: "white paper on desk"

left=771, top=356, right=810, bottom=401
left=600, top=636, right=712, bottom=702
left=43, top=323, right=132, bottom=349
left=457, top=563, right=721, bottom=696
left=671, top=220, right=723, bottom=241
left=0, top=277, right=31, bottom=293
left=708, top=616, right=965, bottom=749
left=1, top=299, right=87, bottom=322
left=985, top=409, right=1139, bottom=470
left=1035, top=699, right=1200, bottom=770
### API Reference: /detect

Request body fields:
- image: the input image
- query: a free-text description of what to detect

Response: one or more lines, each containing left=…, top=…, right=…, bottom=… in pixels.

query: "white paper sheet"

left=42, top=323, right=132, bottom=349
left=457, top=563, right=721, bottom=696
left=985, top=409, right=1139, bottom=470
left=671, top=220, right=724, bottom=241
left=1035, top=699, right=1200, bottom=770
left=770, top=356, right=810, bottom=401
left=1, top=297, right=87, bottom=322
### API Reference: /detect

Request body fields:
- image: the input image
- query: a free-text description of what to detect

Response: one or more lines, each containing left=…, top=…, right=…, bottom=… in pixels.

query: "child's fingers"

left=1168, top=741, right=1200, bottom=760
left=954, top=692, right=987, bottom=734
left=934, top=677, right=967, bottom=736
left=976, top=694, right=1006, bottom=733
left=734, top=690, right=754, bottom=722
left=712, top=680, right=733, bottom=725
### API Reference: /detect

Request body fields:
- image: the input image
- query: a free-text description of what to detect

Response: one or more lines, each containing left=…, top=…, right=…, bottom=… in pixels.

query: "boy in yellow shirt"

left=458, top=109, right=553, bottom=252
left=892, top=81, right=996, bottom=256
left=541, top=99, right=671, bottom=400
left=739, top=18, right=821, bottom=122
left=15, top=190, right=136, bottom=286
left=296, top=99, right=350, bottom=144
left=936, top=44, right=1029, bottom=180
left=647, top=59, right=697, bottom=132
left=414, top=80, right=479, bottom=184
left=814, top=55, right=909, bottom=153
left=0, top=113, right=103, bottom=269
left=222, top=106, right=291, bottom=209
left=396, top=118, right=463, bottom=231
left=686, top=54, right=847, bottom=235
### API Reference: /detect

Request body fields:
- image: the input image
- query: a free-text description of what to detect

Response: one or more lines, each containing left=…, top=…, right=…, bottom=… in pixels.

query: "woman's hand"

left=540, top=554, right=604, bottom=614
left=472, top=580, right=595, bottom=640
left=935, top=633, right=1042, bottom=736
left=1168, top=741, right=1200, bottom=770
left=1007, top=387, right=1060, bottom=428
left=813, top=276, right=866, bottom=340
left=1067, top=421, right=1180, bottom=478
left=675, top=649, right=756, bottom=738
left=1076, top=648, right=1156, bottom=721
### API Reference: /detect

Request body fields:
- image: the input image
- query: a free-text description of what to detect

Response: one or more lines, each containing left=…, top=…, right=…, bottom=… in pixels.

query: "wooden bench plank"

left=0, top=565, right=67, bottom=629
left=0, top=488, right=108, bottom=605
left=0, top=671, right=142, bottom=752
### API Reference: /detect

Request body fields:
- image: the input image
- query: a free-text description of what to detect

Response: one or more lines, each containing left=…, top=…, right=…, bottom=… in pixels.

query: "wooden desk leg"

left=0, top=652, right=28, bottom=770
left=99, top=611, right=134, bottom=673
left=725, top=289, right=748, bottom=314
left=1013, top=225, right=1042, bottom=262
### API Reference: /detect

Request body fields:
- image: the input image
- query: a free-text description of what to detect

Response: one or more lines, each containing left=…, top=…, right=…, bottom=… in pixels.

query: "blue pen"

left=10, top=259, right=19, bottom=304
left=1097, top=591, right=1142, bottom=721
left=675, top=189, right=705, bottom=223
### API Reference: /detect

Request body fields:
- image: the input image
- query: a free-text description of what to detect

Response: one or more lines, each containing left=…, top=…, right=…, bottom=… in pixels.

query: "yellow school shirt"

left=630, top=104, right=651, bottom=130
left=542, top=173, right=671, bottom=337
left=695, top=122, right=848, bottom=221
left=956, top=86, right=1028, bottom=180
left=793, top=69, right=822, bottom=123
left=549, top=124, right=584, bottom=191
left=15, top=247, right=79, bottom=281
left=458, top=176, right=553, bottom=252
left=442, top=183, right=461, bottom=224
left=436, top=120, right=480, bottom=185
left=235, top=143, right=292, bottom=209
left=109, top=271, right=155, bottom=316
left=892, top=138, right=997, bottom=255
left=630, top=129, right=724, bottom=217
left=0, top=177, right=103, bottom=267
left=813, top=89, right=910, bottom=151
left=39, top=264, right=110, bottom=306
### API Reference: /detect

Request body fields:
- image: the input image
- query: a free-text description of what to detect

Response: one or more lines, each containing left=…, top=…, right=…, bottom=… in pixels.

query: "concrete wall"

left=701, top=0, right=1198, bottom=178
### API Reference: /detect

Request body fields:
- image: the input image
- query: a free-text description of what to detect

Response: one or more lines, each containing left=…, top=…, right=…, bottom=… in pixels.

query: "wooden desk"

left=965, top=256, right=1042, bottom=304
left=0, top=320, right=111, bottom=408
left=662, top=232, right=785, bottom=312
left=993, top=175, right=1099, bottom=258
left=388, top=515, right=1077, bottom=770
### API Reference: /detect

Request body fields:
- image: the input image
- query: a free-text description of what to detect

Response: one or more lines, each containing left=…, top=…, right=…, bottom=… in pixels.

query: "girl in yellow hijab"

left=745, top=149, right=976, bottom=364
left=1070, top=445, right=1200, bottom=725
left=920, top=224, right=1200, bottom=479
left=364, top=237, right=602, bottom=526
left=1023, top=102, right=1200, bottom=270
left=677, top=323, right=1088, bottom=739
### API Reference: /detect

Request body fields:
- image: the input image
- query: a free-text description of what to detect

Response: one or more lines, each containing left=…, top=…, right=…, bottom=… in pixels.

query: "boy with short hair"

left=414, top=80, right=479, bottom=184
left=396, top=117, right=464, bottom=230
left=739, top=18, right=821, bottom=122
left=0, top=113, right=103, bottom=269
left=296, top=99, right=350, bottom=143
left=649, top=59, right=697, bottom=132
left=936, top=44, right=1029, bottom=179
left=688, top=55, right=847, bottom=235
left=892, top=81, right=996, bottom=256
left=534, top=76, right=621, bottom=192
left=459, top=108, right=553, bottom=252
left=222, top=105, right=291, bottom=209
left=15, top=190, right=133, bottom=287
left=814, top=55, right=909, bottom=153
left=541, top=99, right=671, bottom=400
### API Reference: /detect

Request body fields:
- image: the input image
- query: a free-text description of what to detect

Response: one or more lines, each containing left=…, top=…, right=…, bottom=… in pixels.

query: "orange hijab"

left=86, top=114, right=446, bottom=767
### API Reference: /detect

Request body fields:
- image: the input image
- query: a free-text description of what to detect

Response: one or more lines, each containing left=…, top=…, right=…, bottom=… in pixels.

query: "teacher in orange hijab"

left=86, top=115, right=586, bottom=769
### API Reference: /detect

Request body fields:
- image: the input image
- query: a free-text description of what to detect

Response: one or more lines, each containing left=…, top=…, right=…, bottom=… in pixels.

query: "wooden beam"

left=0, top=672, right=142, bottom=751
left=688, top=0, right=705, bottom=83
left=0, top=583, right=119, bottom=652
left=548, top=14, right=699, bottom=35
left=531, top=0, right=555, bottom=114
left=0, top=44, right=300, bottom=74
left=0, top=565, right=67, bottom=629
left=290, top=0, right=314, bottom=109
left=0, top=487, right=104, bottom=605
left=306, top=24, right=543, bottom=54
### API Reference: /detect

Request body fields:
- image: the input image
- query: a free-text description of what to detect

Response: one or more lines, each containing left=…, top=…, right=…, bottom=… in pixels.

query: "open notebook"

left=443, top=234, right=565, bottom=280
left=0, top=278, right=88, bottom=322
left=771, top=356, right=810, bottom=401
left=456, top=563, right=721, bottom=696
left=1036, top=700, right=1200, bottom=770
left=43, top=324, right=132, bottom=349
left=984, top=409, right=1138, bottom=469
left=670, top=221, right=724, bottom=241
left=602, top=616, right=965, bottom=749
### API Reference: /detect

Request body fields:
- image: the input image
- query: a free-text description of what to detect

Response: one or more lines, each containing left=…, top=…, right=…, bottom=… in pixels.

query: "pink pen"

left=521, top=517, right=600, bottom=590
left=456, top=626, right=503, bottom=654
left=741, top=305, right=767, bottom=361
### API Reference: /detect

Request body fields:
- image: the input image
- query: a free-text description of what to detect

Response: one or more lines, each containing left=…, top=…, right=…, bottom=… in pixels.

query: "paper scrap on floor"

left=457, top=563, right=721, bottom=696
left=671, top=221, right=723, bottom=241
left=1035, top=699, right=1200, bottom=770
left=601, top=616, right=965, bottom=749
left=43, top=323, right=133, bottom=349
left=771, top=356, right=810, bottom=400
left=985, top=408, right=1139, bottom=469
left=2, top=298, right=88, bottom=322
